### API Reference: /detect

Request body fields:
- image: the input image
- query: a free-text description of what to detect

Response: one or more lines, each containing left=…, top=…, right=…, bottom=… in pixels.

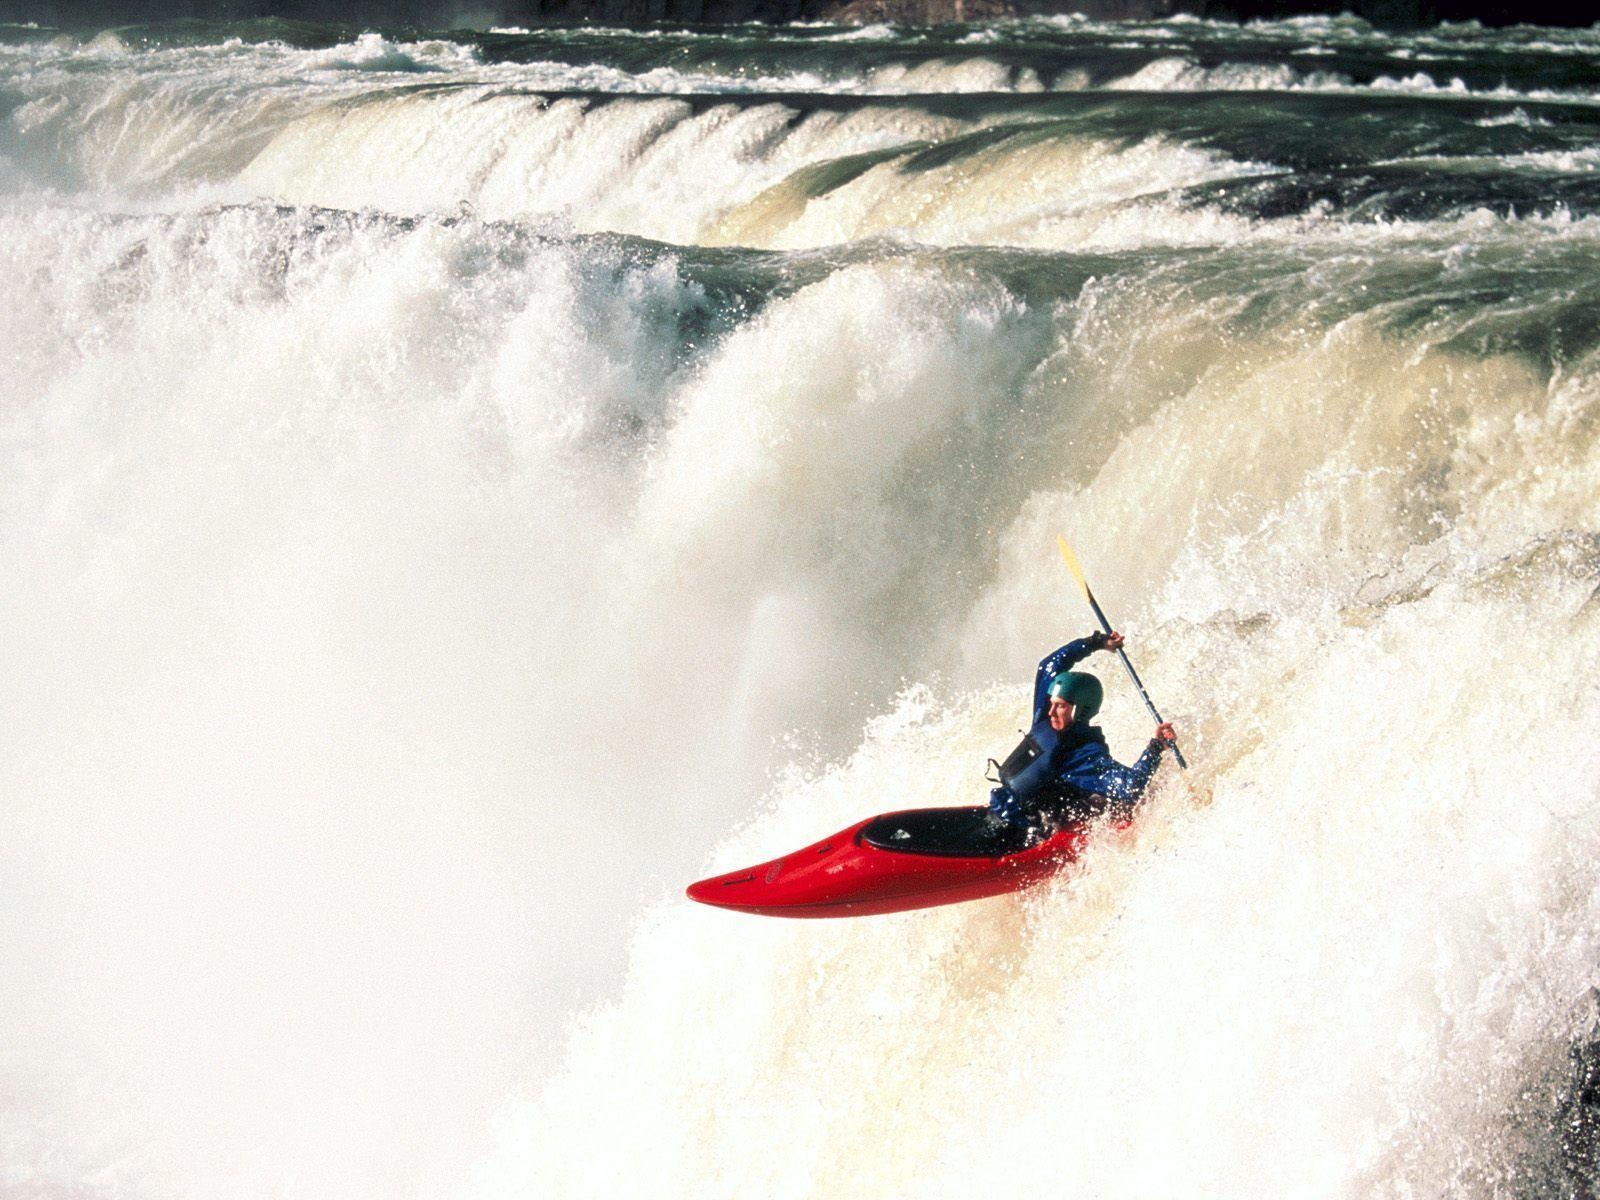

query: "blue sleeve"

left=1058, top=739, right=1165, bottom=806
left=1033, top=636, right=1102, bottom=722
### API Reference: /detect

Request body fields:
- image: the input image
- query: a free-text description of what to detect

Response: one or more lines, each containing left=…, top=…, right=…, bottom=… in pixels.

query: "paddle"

left=1057, top=537, right=1189, bottom=771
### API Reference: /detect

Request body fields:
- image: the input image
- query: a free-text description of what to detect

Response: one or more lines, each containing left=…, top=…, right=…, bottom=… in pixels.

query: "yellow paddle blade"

left=1056, top=536, right=1090, bottom=600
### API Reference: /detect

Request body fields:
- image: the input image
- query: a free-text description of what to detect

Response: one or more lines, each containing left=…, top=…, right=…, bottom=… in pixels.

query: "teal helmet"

left=1047, top=671, right=1102, bottom=722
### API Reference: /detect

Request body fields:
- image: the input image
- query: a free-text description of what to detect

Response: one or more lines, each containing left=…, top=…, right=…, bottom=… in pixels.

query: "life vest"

left=991, top=718, right=1106, bottom=813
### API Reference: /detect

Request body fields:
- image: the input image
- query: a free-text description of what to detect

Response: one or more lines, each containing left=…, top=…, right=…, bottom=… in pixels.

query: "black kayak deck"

left=857, top=806, right=1042, bottom=858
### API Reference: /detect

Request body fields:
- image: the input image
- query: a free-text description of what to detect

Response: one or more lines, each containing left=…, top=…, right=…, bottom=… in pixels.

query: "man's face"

left=1048, top=697, right=1075, bottom=732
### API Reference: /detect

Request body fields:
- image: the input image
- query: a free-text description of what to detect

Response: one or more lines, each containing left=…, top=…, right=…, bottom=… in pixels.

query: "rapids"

left=4, top=10, right=1600, bottom=1200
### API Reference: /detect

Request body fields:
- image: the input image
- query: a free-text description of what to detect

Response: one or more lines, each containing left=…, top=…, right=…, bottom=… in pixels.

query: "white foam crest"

left=634, top=258, right=1036, bottom=585
left=239, top=92, right=980, bottom=241
left=859, top=56, right=1046, bottom=93
left=1476, top=106, right=1555, bottom=129
left=84, top=29, right=131, bottom=55
left=1027, top=10, right=1600, bottom=64
left=1371, top=69, right=1474, bottom=94
left=710, top=132, right=1268, bottom=251
left=1105, top=54, right=1350, bottom=91
left=959, top=191, right=1600, bottom=256
left=0, top=200, right=780, bottom=1200
left=3, top=80, right=309, bottom=196
left=817, top=21, right=897, bottom=40
left=615, top=256, right=1062, bottom=766
left=1501, top=146, right=1600, bottom=172
left=1096, top=54, right=1600, bottom=104
left=297, top=31, right=483, bottom=74
left=0, top=36, right=501, bottom=197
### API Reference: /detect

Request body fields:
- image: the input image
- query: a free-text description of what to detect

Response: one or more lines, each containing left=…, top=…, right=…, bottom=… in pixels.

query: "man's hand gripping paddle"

left=1057, top=537, right=1189, bottom=771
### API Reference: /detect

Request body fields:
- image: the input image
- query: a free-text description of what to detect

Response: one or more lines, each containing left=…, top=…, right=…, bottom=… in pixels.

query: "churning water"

left=5, top=11, right=1600, bottom=1200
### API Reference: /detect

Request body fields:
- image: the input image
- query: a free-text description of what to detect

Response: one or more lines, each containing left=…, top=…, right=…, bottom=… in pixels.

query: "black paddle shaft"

left=1082, top=585, right=1189, bottom=771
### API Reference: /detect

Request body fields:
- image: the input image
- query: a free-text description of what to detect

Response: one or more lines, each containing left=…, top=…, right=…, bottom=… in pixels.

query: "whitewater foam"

left=710, top=131, right=1269, bottom=250
left=6, top=16, right=1600, bottom=1200
left=479, top=263, right=1600, bottom=1200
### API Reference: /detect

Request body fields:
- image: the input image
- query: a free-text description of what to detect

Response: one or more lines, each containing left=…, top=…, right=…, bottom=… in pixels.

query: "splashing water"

left=4, top=13, right=1600, bottom=1200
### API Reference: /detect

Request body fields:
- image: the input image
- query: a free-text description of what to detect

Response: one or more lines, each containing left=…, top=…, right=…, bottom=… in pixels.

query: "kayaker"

left=988, top=630, right=1176, bottom=830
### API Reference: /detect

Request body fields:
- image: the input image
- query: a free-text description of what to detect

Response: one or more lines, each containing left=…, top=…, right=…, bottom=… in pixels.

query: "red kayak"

left=686, top=805, right=1111, bottom=918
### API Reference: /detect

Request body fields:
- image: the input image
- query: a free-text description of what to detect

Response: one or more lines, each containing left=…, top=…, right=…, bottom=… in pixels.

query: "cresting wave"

left=170, top=88, right=1600, bottom=247
left=9, top=26, right=1600, bottom=250
left=5, top=13, right=1600, bottom=1200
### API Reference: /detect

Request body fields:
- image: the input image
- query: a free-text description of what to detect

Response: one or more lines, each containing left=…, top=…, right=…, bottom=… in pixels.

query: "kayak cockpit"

left=856, top=805, right=1041, bottom=858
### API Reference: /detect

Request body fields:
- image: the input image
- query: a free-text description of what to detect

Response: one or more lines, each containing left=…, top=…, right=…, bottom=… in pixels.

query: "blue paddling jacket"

left=989, top=635, right=1166, bottom=827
